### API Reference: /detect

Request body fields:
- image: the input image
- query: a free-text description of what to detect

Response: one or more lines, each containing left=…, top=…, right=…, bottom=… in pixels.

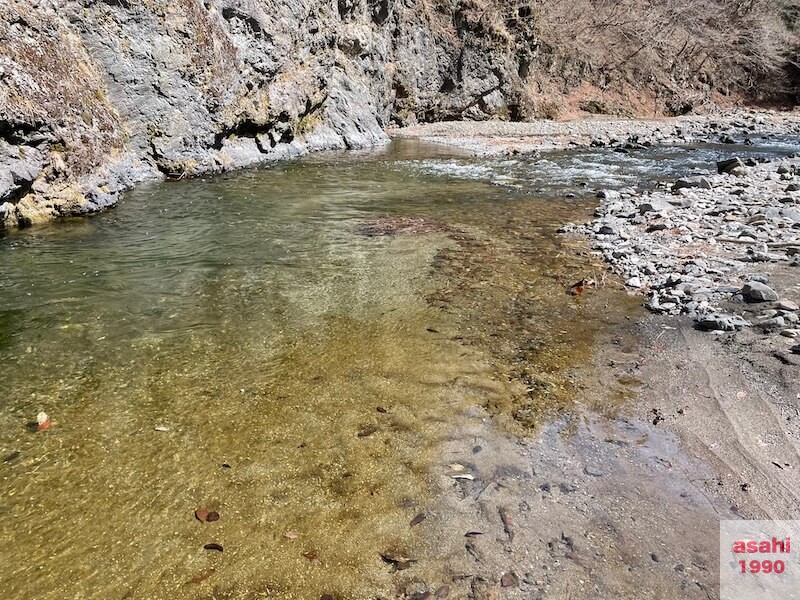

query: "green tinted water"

left=0, top=141, right=634, bottom=599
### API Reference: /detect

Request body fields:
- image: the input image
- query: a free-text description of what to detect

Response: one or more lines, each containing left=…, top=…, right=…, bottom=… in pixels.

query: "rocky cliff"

left=0, top=0, right=796, bottom=228
left=0, top=0, right=538, bottom=227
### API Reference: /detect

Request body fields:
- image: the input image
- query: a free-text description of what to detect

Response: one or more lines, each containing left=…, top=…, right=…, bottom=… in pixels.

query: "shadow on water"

left=0, top=137, right=796, bottom=598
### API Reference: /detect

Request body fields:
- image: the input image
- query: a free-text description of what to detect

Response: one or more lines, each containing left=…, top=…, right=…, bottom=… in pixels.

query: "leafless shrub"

left=530, top=0, right=796, bottom=104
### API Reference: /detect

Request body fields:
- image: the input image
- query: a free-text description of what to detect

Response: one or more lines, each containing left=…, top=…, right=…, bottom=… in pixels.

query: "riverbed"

left=2, top=136, right=798, bottom=599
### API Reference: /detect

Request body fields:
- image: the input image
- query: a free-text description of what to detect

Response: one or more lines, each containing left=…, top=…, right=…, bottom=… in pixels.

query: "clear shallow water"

left=403, top=135, right=800, bottom=193
left=0, top=137, right=797, bottom=599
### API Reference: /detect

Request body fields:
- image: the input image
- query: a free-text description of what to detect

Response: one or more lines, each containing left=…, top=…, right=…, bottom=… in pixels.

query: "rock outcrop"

left=0, top=0, right=537, bottom=227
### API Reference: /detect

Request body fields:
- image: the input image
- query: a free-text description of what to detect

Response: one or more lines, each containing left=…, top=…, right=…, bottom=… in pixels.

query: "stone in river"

left=717, top=157, right=745, bottom=174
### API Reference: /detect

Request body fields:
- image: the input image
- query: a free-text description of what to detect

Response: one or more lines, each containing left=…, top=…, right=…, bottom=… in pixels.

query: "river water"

left=1, top=138, right=797, bottom=599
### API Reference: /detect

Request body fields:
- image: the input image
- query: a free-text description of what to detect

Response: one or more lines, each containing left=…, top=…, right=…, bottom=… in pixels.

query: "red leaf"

left=500, top=572, right=519, bottom=588
left=191, top=569, right=215, bottom=584
left=195, top=509, right=210, bottom=523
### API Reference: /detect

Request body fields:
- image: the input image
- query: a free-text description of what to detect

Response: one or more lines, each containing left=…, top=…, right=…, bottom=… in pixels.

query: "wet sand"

left=390, top=282, right=800, bottom=599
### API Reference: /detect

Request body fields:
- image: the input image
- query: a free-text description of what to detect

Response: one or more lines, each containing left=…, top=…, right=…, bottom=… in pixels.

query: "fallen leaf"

left=3, top=451, right=21, bottom=463
left=195, top=509, right=210, bottom=523
left=500, top=572, right=519, bottom=588
left=203, top=543, right=223, bottom=552
left=448, top=463, right=465, bottom=471
left=303, top=550, right=318, bottom=561
left=195, top=509, right=220, bottom=523
left=498, top=506, right=514, bottom=541
left=465, top=540, right=482, bottom=561
left=410, top=513, right=427, bottom=528
left=284, top=531, right=300, bottom=540
left=464, top=531, right=484, bottom=538
left=191, top=569, right=215, bottom=584
left=380, top=551, right=415, bottom=570
left=357, top=425, right=378, bottom=438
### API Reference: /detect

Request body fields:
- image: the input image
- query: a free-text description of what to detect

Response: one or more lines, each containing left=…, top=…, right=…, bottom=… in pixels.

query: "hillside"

left=1, top=0, right=798, bottom=227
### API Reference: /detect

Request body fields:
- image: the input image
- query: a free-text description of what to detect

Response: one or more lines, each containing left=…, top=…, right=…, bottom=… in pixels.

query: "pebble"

left=777, top=300, right=799, bottom=311
left=565, top=153, right=800, bottom=333
left=759, top=317, right=786, bottom=331
left=626, top=277, right=643, bottom=288
left=673, top=176, right=712, bottom=191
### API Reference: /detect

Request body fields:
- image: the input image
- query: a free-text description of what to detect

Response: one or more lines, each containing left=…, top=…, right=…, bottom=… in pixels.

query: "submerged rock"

left=357, top=216, right=453, bottom=237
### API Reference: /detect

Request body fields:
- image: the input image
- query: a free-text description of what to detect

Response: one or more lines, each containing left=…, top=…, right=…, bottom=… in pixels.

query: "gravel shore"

left=390, top=110, right=800, bottom=155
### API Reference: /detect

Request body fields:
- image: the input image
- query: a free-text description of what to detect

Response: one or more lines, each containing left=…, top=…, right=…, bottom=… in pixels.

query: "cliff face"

left=1, top=0, right=796, bottom=228
left=0, top=0, right=536, bottom=227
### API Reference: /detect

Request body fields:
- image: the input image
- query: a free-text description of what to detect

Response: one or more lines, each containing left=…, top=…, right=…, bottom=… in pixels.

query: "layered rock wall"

left=0, top=0, right=536, bottom=227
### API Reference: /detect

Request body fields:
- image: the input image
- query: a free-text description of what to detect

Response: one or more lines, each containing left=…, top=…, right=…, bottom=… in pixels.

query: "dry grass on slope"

left=529, top=0, right=797, bottom=112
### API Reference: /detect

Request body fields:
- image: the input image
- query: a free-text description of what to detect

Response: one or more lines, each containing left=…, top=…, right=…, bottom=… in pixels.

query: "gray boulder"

left=717, top=157, right=744, bottom=175
left=673, top=176, right=712, bottom=191
left=638, top=197, right=673, bottom=214
left=742, top=281, right=779, bottom=302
